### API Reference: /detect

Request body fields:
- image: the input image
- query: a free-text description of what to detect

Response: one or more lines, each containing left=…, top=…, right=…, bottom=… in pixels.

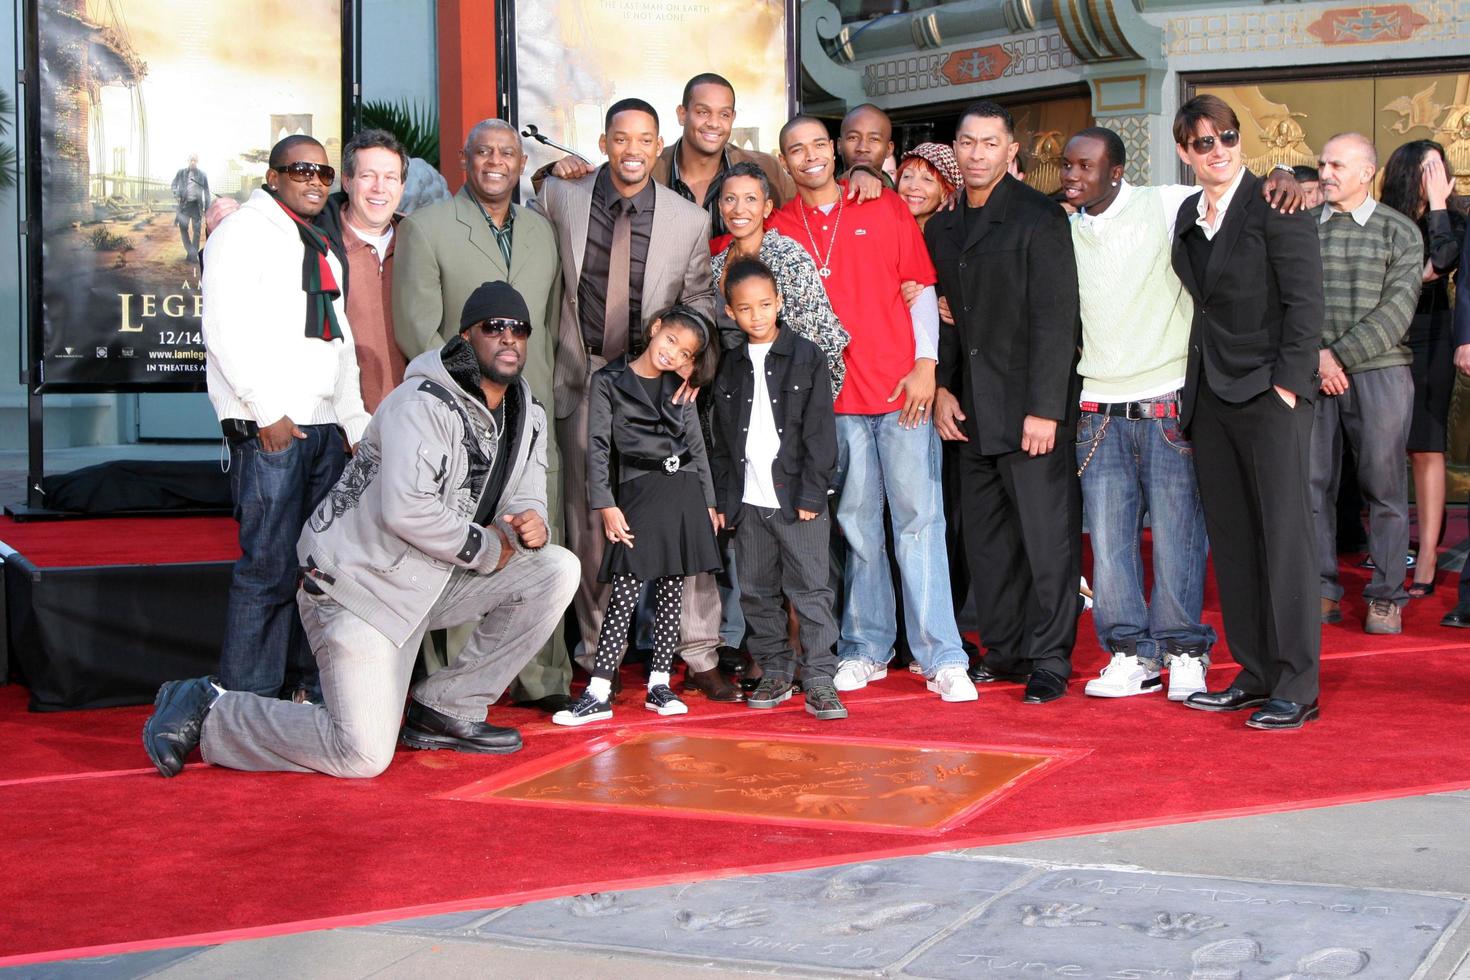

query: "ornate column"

left=1049, top=0, right=1171, bottom=183
left=802, top=0, right=868, bottom=108
left=1087, top=66, right=1168, bottom=184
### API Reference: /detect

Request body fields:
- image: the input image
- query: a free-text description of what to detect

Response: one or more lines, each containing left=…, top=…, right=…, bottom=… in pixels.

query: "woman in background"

left=1380, top=140, right=1465, bottom=597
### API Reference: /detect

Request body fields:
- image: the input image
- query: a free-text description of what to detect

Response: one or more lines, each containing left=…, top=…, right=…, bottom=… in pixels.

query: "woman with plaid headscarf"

left=896, top=142, right=961, bottom=231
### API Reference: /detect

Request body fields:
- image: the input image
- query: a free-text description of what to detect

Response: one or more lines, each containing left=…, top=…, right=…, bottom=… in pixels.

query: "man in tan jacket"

left=532, top=98, right=742, bottom=702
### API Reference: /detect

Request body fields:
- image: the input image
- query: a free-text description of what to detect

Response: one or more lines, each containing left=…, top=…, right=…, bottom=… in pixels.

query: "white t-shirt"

left=347, top=222, right=394, bottom=268
left=742, top=341, right=781, bottom=509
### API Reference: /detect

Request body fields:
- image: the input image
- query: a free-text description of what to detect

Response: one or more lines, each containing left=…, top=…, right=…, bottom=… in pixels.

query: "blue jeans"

left=1076, top=411, right=1215, bottom=669
left=219, top=425, right=348, bottom=698
left=834, top=412, right=966, bottom=674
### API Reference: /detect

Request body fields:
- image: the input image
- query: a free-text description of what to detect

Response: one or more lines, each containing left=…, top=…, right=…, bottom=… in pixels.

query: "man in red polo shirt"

left=769, top=115, right=974, bottom=703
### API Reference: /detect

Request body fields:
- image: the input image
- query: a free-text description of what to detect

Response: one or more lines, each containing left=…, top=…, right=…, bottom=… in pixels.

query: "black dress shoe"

left=1246, top=699, right=1320, bottom=730
left=400, top=700, right=522, bottom=754
left=513, top=693, right=574, bottom=714
left=142, top=676, right=219, bottom=777
left=1183, top=686, right=1270, bottom=712
left=1021, top=668, right=1067, bottom=704
left=716, top=645, right=748, bottom=674
left=1441, top=605, right=1470, bottom=628
left=968, top=662, right=1031, bottom=685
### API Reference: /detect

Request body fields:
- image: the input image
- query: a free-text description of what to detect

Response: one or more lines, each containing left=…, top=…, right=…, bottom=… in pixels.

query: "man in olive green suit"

left=393, top=119, right=571, bottom=710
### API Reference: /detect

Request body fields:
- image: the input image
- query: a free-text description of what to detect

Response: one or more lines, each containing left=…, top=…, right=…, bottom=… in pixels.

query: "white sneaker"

left=926, top=665, right=979, bottom=702
left=833, top=660, right=888, bottom=692
left=1084, top=653, right=1162, bottom=698
left=907, top=661, right=925, bottom=674
left=1166, top=654, right=1208, bottom=702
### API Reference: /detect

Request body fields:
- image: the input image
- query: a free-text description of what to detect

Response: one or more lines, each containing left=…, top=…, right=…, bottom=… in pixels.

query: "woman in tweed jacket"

left=710, top=161, right=849, bottom=400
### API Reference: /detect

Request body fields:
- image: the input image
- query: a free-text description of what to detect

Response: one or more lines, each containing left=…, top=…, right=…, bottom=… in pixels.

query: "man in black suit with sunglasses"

left=1169, top=95, right=1325, bottom=731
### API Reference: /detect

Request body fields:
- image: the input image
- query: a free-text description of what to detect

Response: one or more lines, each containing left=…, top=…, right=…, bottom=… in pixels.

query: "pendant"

left=819, top=267, right=831, bottom=278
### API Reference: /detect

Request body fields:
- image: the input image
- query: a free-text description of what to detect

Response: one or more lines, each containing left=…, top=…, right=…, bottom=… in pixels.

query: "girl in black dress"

left=1380, top=140, right=1465, bottom=597
left=554, top=306, right=723, bottom=726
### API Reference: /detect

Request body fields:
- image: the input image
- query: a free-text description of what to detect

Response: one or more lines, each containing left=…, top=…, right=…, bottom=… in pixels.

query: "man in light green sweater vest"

left=1311, top=133, right=1423, bottom=635
left=1060, top=128, right=1298, bottom=703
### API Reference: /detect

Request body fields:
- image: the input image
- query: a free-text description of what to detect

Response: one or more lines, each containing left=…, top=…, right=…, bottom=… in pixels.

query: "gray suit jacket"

left=392, top=185, right=562, bottom=470
left=299, top=351, right=550, bottom=647
left=531, top=171, right=717, bottom=420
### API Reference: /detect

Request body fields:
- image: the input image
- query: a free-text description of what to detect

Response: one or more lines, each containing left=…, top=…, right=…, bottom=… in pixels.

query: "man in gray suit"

left=393, top=119, right=571, bottom=711
left=533, top=97, right=737, bottom=701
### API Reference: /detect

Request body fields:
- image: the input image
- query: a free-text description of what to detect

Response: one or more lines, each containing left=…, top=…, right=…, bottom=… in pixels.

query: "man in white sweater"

left=201, top=135, right=370, bottom=701
left=1060, top=129, right=1299, bottom=703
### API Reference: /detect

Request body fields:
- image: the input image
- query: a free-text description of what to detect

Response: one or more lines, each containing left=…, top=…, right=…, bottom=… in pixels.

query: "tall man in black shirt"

left=927, top=101, right=1083, bottom=706
left=548, top=74, right=881, bottom=239
left=533, top=98, right=735, bottom=699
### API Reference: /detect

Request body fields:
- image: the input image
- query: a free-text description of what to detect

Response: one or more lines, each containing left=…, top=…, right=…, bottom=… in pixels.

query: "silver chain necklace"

left=797, top=193, right=843, bottom=278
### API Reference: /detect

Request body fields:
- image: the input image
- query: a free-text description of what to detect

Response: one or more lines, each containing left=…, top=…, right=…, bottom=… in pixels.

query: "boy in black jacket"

left=710, top=258, right=844, bottom=719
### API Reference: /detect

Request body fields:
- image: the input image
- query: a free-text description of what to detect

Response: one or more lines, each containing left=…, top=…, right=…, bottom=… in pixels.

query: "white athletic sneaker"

left=833, top=660, right=888, bottom=692
left=926, top=665, right=979, bottom=702
left=1083, top=653, right=1162, bottom=698
left=1166, top=654, right=1208, bottom=702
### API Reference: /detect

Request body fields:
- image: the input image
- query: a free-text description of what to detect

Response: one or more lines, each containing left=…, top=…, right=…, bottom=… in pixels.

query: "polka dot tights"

left=592, top=573, right=682, bottom=681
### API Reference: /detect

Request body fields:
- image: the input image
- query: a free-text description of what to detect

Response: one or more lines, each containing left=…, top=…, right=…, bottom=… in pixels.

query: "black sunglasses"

left=278, top=161, right=336, bottom=185
left=474, top=318, right=533, bottom=339
left=1185, top=130, right=1240, bottom=155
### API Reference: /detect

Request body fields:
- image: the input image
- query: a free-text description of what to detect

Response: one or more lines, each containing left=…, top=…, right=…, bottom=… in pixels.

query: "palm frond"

left=0, top=143, right=16, bottom=192
left=0, top=87, right=15, bottom=193
left=360, top=100, right=438, bottom=169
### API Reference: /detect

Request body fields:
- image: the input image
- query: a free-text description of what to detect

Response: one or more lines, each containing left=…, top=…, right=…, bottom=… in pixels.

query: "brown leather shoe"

left=684, top=666, right=743, bottom=702
left=1364, top=599, right=1402, bottom=635
left=1320, top=597, right=1342, bottom=625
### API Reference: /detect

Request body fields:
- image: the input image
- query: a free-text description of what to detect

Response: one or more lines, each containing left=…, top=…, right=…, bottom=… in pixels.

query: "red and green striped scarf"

left=270, top=192, right=343, bottom=342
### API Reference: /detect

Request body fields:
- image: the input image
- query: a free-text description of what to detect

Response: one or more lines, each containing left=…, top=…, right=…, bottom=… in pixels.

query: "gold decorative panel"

left=1198, top=71, right=1470, bottom=485
left=1008, top=95, right=1094, bottom=195
left=1196, top=73, right=1470, bottom=194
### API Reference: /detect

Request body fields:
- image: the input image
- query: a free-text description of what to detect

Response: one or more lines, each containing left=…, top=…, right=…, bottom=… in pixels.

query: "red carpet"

left=0, top=515, right=240, bottom=567
left=2, top=551, right=1468, bottom=966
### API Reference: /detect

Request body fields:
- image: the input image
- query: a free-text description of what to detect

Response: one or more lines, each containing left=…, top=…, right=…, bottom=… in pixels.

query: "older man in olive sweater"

left=1311, top=133, right=1423, bottom=635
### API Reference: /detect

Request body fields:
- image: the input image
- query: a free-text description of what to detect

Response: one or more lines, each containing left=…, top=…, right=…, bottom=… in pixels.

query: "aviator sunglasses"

left=1185, top=130, right=1240, bottom=155
left=474, top=318, right=533, bottom=339
left=277, top=161, right=336, bottom=184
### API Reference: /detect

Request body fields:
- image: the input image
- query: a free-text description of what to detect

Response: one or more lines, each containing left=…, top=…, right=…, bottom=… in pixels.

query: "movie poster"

left=512, top=0, right=789, bottom=189
left=35, top=0, right=345, bottom=390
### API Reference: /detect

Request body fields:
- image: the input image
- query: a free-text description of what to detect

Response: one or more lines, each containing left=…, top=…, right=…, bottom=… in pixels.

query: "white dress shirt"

left=1193, top=166, right=1247, bottom=241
